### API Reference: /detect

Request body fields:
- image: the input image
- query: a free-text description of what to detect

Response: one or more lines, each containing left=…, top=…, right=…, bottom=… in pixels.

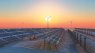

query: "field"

left=0, top=28, right=95, bottom=53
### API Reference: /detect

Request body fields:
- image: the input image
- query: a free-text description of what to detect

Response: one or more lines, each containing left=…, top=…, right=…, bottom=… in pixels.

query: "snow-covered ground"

left=58, top=30, right=78, bottom=53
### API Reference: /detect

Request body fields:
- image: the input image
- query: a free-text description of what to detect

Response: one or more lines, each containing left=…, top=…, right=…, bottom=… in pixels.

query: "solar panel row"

left=0, top=28, right=62, bottom=47
left=71, top=28, right=95, bottom=53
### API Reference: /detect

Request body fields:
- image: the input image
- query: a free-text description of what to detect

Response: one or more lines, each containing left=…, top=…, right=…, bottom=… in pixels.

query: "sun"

left=45, top=16, right=52, bottom=22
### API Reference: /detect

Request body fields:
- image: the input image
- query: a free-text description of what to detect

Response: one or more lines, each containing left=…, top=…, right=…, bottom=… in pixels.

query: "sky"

left=0, top=0, right=95, bottom=28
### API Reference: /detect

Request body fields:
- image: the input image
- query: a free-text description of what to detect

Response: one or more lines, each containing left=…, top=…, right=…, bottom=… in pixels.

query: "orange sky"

left=0, top=0, right=95, bottom=28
